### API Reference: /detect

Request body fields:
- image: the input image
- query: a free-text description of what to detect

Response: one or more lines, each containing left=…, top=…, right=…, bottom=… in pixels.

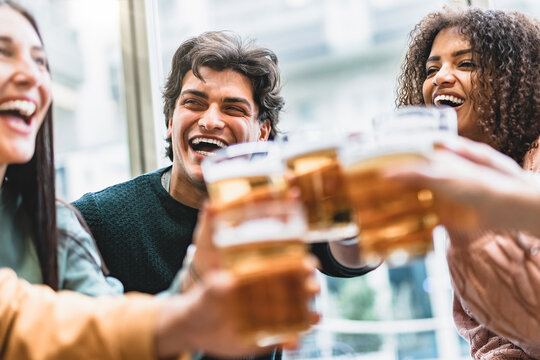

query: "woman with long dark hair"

left=0, top=0, right=121, bottom=295
left=0, top=2, right=319, bottom=358
left=396, top=7, right=540, bottom=359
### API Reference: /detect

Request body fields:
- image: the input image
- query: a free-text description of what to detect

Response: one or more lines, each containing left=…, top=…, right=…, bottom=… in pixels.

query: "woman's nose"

left=12, top=55, right=40, bottom=88
left=432, top=65, right=456, bottom=86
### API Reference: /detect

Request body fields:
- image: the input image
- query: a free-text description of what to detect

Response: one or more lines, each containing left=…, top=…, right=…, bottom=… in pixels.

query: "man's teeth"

left=191, top=137, right=226, bottom=148
left=434, top=95, right=464, bottom=106
left=0, top=100, right=36, bottom=117
left=195, top=150, right=217, bottom=156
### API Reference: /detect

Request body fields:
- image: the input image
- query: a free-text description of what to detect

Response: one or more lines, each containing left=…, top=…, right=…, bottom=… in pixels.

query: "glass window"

left=155, top=1, right=468, bottom=359
left=19, top=0, right=130, bottom=202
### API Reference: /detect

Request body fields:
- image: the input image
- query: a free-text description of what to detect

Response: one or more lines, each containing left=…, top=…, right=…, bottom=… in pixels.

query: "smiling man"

left=73, top=31, right=371, bottom=299
left=167, top=66, right=270, bottom=210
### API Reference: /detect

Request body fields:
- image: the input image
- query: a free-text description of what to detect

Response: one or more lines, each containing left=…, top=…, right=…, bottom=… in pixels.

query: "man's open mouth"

left=433, top=94, right=464, bottom=108
left=0, top=100, right=36, bottom=124
left=190, top=137, right=227, bottom=156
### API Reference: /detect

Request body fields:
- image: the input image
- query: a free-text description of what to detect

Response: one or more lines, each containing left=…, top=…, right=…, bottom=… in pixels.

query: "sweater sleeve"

left=0, top=268, right=162, bottom=360
left=56, top=202, right=124, bottom=296
left=72, top=192, right=102, bottom=236
left=452, top=294, right=534, bottom=359
left=447, top=230, right=540, bottom=358
left=447, top=145, right=540, bottom=358
left=309, top=242, right=375, bottom=278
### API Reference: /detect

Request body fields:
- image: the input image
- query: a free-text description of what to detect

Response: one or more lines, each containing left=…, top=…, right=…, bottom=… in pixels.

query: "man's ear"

left=258, top=120, right=271, bottom=141
left=166, top=117, right=173, bottom=138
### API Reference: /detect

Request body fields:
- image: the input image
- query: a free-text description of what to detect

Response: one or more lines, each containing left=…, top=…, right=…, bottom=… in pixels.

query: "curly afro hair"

left=396, top=8, right=540, bottom=165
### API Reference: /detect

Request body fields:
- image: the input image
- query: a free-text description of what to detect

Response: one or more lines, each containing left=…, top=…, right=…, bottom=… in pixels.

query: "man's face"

left=167, top=66, right=271, bottom=187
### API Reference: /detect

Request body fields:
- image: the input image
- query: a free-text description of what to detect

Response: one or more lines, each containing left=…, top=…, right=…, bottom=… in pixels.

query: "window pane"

left=20, top=0, right=130, bottom=201
left=156, top=1, right=468, bottom=359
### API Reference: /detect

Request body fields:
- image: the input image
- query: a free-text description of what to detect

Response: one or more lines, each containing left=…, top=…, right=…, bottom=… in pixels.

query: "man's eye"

left=226, top=106, right=246, bottom=114
left=183, top=99, right=202, bottom=106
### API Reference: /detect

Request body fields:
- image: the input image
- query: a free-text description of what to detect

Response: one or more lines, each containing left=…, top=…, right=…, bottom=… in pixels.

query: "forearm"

left=0, top=268, right=162, bottom=360
left=504, top=184, right=540, bottom=238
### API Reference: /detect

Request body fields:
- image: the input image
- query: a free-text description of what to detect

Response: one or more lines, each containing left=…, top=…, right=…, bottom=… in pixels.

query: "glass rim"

left=201, top=141, right=284, bottom=183
left=373, top=105, right=458, bottom=134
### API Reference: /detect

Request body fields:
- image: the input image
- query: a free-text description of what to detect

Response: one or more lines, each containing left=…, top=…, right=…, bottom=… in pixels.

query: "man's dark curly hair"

left=162, top=30, right=285, bottom=161
left=396, top=8, right=540, bottom=165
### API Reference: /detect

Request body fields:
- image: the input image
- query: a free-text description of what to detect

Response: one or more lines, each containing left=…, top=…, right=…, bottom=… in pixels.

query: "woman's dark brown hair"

left=1, top=0, right=58, bottom=289
left=396, top=8, right=540, bottom=165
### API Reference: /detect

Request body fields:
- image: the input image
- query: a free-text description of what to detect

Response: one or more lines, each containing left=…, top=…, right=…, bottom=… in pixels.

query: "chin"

left=8, top=149, right=35, bottom=165
left=186, top=169, right=205, bottom=186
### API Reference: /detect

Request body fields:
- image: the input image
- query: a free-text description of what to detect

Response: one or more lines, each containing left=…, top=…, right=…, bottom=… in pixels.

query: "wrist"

left=155, top=292, right=200, bottom=358
left=505, top=174, right=540, bottom=237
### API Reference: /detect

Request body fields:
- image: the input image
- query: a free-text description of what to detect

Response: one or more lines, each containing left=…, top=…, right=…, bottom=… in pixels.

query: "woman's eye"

left=0, top=46, right=10, bottom=56
left=459, top=61, right=475, bottom=69
left=426, top=67, right=438, bottom=77
left=34, top=56, right=47, bottom=67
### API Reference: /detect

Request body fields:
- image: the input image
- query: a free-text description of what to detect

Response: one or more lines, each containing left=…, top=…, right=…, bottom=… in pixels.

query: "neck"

left=169, top=166, right=208, bottom=210
left=0, top=165, right=6, bottom=188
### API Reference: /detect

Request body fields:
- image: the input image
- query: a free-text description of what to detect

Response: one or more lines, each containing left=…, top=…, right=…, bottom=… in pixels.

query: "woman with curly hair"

left=396, top=7, right=540, bottom=359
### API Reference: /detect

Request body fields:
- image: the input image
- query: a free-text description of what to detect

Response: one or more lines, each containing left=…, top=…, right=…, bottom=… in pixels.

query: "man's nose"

left=198, top=105, right=225, bottom=130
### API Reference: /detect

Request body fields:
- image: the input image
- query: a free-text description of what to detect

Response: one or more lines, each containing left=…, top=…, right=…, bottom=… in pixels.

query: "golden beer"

left=285, top=147, right=357, bottom=242
left=344, top=152, right=439, bottom=262
left=219, top=239, right=311, bottom=342
left=204, top=143, right=313, bottom=344
left=207, top=174, right=287, bottom=212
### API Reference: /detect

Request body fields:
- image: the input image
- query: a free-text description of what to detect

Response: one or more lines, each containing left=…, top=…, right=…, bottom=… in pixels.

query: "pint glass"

left=213, top=199, right=312, bottom=346
left=202, top=142, right=286, bottom=211
left=281, top=129, right=358, bottom=242
left=202, top=143, right=313, bottom=345
left=341, top=106, right=457, bottom=264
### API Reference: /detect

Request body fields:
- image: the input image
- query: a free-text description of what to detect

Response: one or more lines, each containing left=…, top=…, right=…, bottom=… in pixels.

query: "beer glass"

left=281, top=127, right=358, bottom=242
left=340, top=106, right=457, bottom=264
left=213, top=199, right=312, bottom=346
left=202, top=142, right=313, bottom=345
left=202, top=141, right=286, bottom=211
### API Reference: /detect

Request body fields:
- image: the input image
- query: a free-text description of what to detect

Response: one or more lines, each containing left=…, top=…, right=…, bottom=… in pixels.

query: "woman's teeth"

left=434, top=95, right=464, bottom=107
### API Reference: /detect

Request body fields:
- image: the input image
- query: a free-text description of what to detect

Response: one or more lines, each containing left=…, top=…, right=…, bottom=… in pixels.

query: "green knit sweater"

left=73, top=166, right=371, bottom=294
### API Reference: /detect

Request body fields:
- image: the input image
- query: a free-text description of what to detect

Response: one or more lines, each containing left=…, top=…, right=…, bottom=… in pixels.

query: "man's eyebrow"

left=180, top=89, right=208, bottom=99
left=223, top=97, right=252, bottom=111
left=426, top=48, right=473, bottom=63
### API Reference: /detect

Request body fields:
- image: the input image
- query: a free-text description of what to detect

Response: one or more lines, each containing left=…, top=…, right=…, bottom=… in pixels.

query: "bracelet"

left=188, top=253, right=201, bottom=283
left=185, top=244, right=200, bottom=280
left=179, top=244, right=199, bottom=292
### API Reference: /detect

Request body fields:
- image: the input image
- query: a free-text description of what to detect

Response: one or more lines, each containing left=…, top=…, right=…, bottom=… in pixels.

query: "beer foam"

left=339, top=138, right=432, bottom=167
left=282, top=138, right=341, bottom=160
left=214, top=217, right=307, bottom=247
left=202, top=156, right=285, bottom=183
